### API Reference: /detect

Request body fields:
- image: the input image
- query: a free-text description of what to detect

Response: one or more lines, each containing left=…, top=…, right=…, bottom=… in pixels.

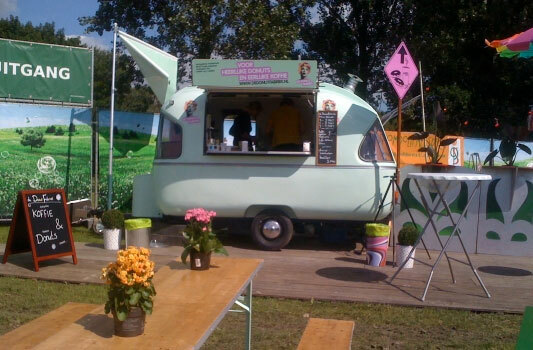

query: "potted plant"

left=483, top=135, right=531, bottom=167
left=396, top=223, right=420, bottom=268
left=180, top=208, right=228, bottom=270
left=101, top=246, right=156, bottom=337
left=408, top=131, right=458, bottom=165
left=102, top=209, right=124, bottom=250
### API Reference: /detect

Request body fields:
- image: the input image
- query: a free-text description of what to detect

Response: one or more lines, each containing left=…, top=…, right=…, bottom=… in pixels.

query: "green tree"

left=20, top=129, right=46, bottom=150
left=0, top=15, right=82, bottom=46
left=80, top=0, right=314, bottom=82
left=92, top=47, right=160, bottom=112
left=55, top=127, right=64, bottom=136
left=300, top=0, right=406, bottom=101
left=405, top=1, right=533, bottom=137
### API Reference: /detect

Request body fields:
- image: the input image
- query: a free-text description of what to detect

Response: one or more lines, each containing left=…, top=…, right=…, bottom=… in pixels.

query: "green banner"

left=192, top=59, right=318, bottom=89
left=0, top=39, right=92, bottom=105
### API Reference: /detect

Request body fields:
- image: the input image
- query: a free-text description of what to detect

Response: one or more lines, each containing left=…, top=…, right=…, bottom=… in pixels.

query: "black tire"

left=251, top=211, right=294, bottom=250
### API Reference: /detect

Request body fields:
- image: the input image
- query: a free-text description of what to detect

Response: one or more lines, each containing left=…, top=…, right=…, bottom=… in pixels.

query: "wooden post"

left=396, top=98, right=403, bottom=187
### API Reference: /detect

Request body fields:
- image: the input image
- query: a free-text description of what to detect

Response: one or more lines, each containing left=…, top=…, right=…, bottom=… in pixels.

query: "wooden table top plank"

left=0, top=302, right=101, bottom=349
left=14, top=257, right=263, bottom=350
left=297, top=318, right=354, bottom=350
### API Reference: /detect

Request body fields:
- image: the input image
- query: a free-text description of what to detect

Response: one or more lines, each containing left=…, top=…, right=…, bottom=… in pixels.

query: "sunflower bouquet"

left=101, top=246, right=156, bottom=321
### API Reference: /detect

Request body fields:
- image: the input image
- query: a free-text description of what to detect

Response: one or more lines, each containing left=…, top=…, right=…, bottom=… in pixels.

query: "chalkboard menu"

left=316, top=110, right=338, bottom=166
left=2, top=189, right=77, bottom=271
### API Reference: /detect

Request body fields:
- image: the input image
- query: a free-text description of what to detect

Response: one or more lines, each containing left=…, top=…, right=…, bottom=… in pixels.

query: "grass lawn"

left=0, top=277, right=521, bottom=349
left=0, top=225, right=103, bottom=244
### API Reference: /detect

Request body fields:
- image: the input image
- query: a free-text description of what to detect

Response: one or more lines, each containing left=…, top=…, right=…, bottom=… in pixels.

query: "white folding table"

left=390, top=172, right=492, bottom=301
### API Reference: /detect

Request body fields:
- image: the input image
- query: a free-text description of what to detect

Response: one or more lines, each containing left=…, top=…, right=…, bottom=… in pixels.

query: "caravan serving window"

left=359, top=120, right=394, bottom=162
left=157, top=117, right=182, bottom=159
left=204, top=92, right=315, bottom=155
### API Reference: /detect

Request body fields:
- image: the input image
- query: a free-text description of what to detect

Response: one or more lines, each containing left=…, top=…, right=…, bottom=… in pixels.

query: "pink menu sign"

left=384, top=42, right=419, bottom=100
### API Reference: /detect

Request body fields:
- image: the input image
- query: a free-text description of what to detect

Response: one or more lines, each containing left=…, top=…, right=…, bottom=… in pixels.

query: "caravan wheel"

left=251, top=212, right=293, bottom=250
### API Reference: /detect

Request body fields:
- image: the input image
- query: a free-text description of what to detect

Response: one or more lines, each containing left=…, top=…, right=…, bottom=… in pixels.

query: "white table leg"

left=413, top=179, right=456, bottom=283
left=433, top=180, right=491, bottom=298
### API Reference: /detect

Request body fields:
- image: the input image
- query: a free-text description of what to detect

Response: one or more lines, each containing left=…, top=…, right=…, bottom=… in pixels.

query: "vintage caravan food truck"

left=121, top=32, right=395, bottom=250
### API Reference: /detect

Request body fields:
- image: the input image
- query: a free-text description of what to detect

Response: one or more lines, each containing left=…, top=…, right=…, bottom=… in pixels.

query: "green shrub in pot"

left=102, top=209, right=124, bottom=230
left=398, top=224, right=419, bottom=246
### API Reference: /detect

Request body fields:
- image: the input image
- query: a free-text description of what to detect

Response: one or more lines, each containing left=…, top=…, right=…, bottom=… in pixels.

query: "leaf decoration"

left=440, top=138, right=457, bottom=146
left=483, top=150, right=498, bottom=165
left=408, top=131, right=429, bottom=140
left=418, top=146, right=436, bottom=160
left=517, top=143, right=532, bottom=155
left=439, top=181, right=468, bottom=220
left=486, top=231, right=501, bottom=240
left=400, top=178, right=427, bottom=217
left=486, top=179, right=504, bottom=223
left=439, top=226, right=455, bottom=236
left=511, top=233, right=527, bottom=242
left=512, top=181, right=533, bottom=224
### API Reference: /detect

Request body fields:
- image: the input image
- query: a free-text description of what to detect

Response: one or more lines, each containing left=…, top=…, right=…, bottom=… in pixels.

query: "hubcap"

left=262, top=220, right=281, bottom=239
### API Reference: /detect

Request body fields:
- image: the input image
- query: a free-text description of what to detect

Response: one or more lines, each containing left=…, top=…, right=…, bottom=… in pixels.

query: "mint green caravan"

left=121, top=32, right=395, bottom=250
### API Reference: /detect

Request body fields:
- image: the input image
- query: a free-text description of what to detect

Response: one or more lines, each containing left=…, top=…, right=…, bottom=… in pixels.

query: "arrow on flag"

left=398, top=45, right=407, bottom=64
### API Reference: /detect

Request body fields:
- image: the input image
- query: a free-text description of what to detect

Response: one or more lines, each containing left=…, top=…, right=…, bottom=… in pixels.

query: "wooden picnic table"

left=0, top=256, right=263, bottom=350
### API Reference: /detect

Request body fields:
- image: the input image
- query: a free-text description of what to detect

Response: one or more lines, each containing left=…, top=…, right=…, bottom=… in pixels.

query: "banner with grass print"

left=0, top=103, right=92, bottom=218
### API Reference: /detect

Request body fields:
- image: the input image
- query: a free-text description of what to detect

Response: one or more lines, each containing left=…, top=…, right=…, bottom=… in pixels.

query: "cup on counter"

left=303, top=141, right=311, bottom=152
left=240, top=141, right=248, bottom=152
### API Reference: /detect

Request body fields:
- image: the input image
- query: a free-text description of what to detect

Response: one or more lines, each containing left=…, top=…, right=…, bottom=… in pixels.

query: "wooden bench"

left=0, top=302, right=100, bottom=349
left=516, top=306, right=533, bottom=350
left=297, top=317, right=354, bottom=350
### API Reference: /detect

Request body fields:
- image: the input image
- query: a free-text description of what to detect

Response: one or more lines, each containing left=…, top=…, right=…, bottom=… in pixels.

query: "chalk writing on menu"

left=317, top=111, right=337, bottom=165
left=26, top=192, right=71, bottom=257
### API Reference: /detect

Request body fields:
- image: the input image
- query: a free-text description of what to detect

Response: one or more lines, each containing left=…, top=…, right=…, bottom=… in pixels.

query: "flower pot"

left=113, top=307, right=145, bottom=337
left=190, top=250, right=212, bottom=270
left=396, top=245, right=416, bottom=268
left=365, top=223, right=389, bottom=267
left=365, top=236, right=389, bottom=267
left=103, top=228, right=121, bottom=250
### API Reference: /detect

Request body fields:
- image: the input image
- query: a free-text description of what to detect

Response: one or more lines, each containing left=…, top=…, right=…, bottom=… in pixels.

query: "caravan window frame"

left=203, top=91, right=317, bottom=156
left=358, top=119, right=394, bottom=163
left=156, top=115, right=183, bottom=159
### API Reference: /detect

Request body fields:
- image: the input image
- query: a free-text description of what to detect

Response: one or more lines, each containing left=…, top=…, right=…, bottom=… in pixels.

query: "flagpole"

left=419, top=61, right=428, bottom=163
left=419, top=61, right=426, bottom=132
left=107, top=22, right=118, bottom=210
left=396, top=98, right=402, bottom=184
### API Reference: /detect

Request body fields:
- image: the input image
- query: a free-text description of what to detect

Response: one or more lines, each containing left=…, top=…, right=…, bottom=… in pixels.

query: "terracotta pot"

left=113, top=307, right=145, bottom=337
left=190, top=250, right=212, bottom=270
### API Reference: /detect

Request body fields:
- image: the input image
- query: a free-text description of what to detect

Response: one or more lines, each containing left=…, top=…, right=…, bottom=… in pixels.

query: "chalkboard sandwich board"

left=316, top=110, right=338, bottom=166
left=2, top=189, right=77, bottom=272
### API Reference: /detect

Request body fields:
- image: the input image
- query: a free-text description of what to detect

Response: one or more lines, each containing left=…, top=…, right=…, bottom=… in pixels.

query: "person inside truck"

left=267, top=98, right=304, bottom=151
left=229, top=101, right=262, bottom=149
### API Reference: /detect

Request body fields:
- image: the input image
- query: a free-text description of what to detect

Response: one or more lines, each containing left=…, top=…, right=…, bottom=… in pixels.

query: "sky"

left=0, top=0, right=113, bottom=49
